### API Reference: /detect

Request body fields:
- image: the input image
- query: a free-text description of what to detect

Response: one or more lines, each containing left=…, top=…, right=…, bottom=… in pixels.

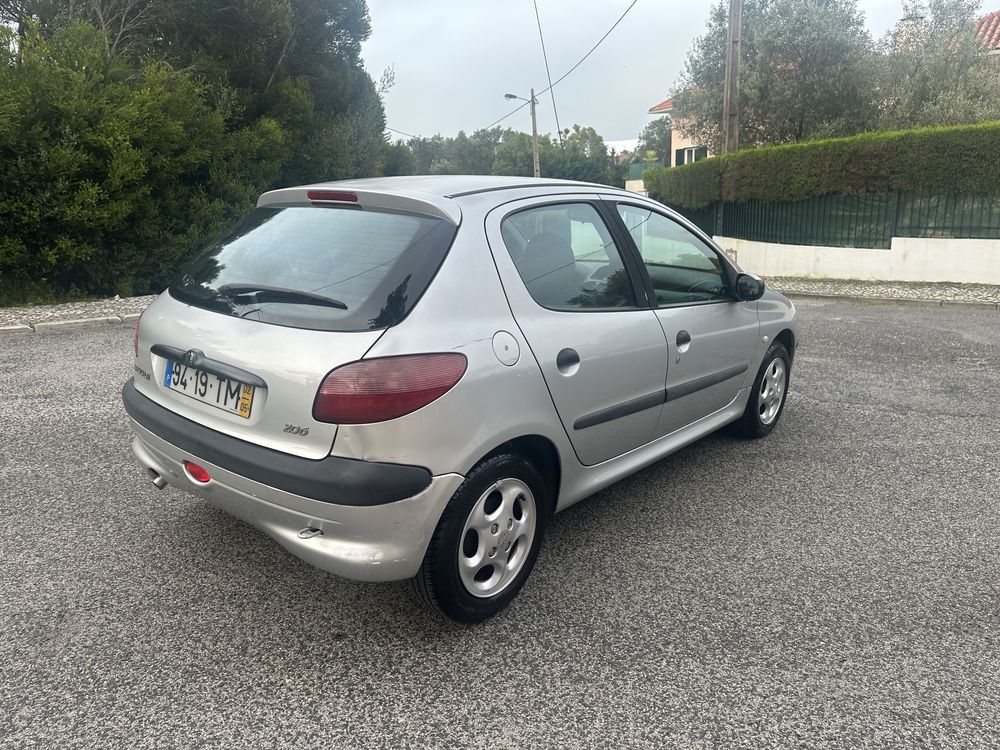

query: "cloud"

left=363, top=0, right=907, bottom=142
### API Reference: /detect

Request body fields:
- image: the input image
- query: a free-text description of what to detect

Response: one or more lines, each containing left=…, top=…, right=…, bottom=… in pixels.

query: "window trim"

left=497, top=198, right=652, bottom=314
left=606, top=200, right=742, bottom=310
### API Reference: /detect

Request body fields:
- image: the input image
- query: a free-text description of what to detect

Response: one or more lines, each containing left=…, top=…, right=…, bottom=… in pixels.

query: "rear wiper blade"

left=217, top=284, right=348, bottom=310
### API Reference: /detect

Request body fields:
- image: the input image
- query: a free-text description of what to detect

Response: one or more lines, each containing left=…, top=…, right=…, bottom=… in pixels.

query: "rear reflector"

left=184, top=461, right=211, bottom=483
left=313, top=353, right=468, bottom=425
left=307, top=190, right=359, bottom=203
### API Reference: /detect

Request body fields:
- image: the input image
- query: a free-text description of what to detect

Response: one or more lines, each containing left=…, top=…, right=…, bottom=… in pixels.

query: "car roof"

left=301, top=175, right=619, bottom=199
left=258, top=175, right=634, bottom=225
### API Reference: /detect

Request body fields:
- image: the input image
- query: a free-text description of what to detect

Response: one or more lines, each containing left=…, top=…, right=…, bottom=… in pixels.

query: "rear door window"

left=170, top=207, right=456, bottom=331
left=500, top=203, right=637, bottom=310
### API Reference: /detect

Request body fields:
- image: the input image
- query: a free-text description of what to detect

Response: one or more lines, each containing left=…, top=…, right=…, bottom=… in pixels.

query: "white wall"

left=624, top=178, right=647, bottom=194
left=714, top=236, right=1000, bottom=285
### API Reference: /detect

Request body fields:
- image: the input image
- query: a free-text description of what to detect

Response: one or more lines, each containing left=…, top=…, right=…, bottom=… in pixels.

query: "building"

left=977, top=9, right=1000, bottom=52
left=647, top=97, right=709, bottom=167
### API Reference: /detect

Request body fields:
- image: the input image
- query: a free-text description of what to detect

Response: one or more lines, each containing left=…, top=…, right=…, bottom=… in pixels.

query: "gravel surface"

left=1, top=278, right=998, bottom=331
left=2, top=300, right=999, bottom=748
left=0, top=295, right=157, bottom=327
left=770, top=277, right=1000, bottom=304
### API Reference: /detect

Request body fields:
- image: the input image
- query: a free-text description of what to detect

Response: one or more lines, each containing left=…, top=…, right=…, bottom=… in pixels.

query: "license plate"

left=164, top=360, right=255, bottom=419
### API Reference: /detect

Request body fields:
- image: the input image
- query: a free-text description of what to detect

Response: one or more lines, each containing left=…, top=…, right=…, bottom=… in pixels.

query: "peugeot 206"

left=123, top=176, right=797, bottom=622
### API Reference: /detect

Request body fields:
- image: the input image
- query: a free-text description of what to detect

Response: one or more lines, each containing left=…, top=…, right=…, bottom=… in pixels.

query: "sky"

left=360, top=0, right=978, bottom=147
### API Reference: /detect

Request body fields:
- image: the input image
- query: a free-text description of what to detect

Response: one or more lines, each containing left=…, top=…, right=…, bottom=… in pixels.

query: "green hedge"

left=644, top=121, right=1000, bottom=209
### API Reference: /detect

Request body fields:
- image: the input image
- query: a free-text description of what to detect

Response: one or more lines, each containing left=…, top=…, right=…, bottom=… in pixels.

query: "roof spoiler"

left=257, top=186, right=461, bottom=225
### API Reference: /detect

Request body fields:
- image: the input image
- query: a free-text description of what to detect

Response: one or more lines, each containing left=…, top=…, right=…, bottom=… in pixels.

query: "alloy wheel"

left=758, top=357, right=787, bottom=425
left=457, top=478, right=537, bottom=598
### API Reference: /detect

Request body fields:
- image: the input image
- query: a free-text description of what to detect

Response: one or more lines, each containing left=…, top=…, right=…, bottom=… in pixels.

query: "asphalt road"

left=2, top=299, right=999, bottom=749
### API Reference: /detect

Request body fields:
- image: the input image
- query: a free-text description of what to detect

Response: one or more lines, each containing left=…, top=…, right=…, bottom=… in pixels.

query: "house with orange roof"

left=647, top=97, right=709, bottom=167
left=977, top=9, right=1000, bottom=52
left=643, top=8, right=999, bottom=173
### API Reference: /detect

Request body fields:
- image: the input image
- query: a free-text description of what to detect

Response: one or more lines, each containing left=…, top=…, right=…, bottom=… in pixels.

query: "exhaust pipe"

left=147, top=467, right=167, bottom=490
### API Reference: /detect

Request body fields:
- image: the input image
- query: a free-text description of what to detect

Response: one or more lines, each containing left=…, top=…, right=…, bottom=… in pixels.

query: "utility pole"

left=721, top=0, right=743, bottom=154
left=505, top=90, right=541, bottom=178
left=529, top=88, right=541, bottom=178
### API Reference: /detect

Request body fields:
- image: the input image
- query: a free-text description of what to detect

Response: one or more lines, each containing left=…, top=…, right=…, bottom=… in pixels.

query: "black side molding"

left=573, top=363, right=750, bottom=430
left=573, top=390, right=665, bottom=430
left=666, top=363, right=748, bottom=402
left=122, top=379, right=432, bottom=506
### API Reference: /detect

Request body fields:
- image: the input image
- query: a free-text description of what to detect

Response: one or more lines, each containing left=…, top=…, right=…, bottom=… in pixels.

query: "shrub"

left=644, top=121, right=1000, bottom=209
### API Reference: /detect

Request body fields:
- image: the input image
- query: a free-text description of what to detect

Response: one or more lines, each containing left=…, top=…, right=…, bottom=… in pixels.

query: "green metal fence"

left=667, top=190, right=1000, bottom=248
left=627, top=160, right=664, bottom=181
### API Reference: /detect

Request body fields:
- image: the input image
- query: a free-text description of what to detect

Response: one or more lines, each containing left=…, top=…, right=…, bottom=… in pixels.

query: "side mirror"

left=734, top=273, right=765, bottom=301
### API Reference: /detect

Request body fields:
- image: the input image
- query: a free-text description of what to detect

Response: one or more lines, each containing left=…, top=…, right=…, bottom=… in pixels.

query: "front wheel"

left=411, top=453, right=548, bottom=623
left=733, top=341, right=790, bottom=438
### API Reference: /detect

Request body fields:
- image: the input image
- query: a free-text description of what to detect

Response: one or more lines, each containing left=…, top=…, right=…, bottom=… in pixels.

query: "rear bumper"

left=122, top=378, right=432, bottom=506
left=125, top=391, right=464, bottom=582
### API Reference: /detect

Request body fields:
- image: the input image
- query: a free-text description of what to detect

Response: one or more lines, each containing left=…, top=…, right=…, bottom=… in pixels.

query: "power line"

left=385, top=126, right=417, bottom=139
left=483, top=99, right=531, bottom=130
left=480, top=0, right=639, bottom=133
left=533, top=0, right=564, bottom=148
left=391, top=0, right=640, bottom=139
left=538, top=0, right=638, bottom=97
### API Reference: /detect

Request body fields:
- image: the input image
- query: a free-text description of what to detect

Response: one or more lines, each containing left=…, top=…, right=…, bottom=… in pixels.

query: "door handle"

left=676, top=330, right=691, bottom=347
left=556, top=348, right=580, bottom=374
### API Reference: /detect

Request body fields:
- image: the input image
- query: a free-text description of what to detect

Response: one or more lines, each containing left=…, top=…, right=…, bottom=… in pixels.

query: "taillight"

left=133, top=310, right=143, bottom=357
left=313, top=353, right=468, bottom=424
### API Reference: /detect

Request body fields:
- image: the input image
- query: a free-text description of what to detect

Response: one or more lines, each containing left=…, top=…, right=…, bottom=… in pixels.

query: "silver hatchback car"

left=124, top=176, right=797, bottom=621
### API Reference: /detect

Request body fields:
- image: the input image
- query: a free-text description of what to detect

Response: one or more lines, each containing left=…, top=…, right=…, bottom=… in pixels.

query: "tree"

left=492, top=125, right=619, bottom=185
left=0, top=23, right=285, bottom=301
left=875, top=0, right=1000, bottom=129
left=0, top=0, right=390, bottom=302
left=382, top=140, right=417, bottom=176
left=406, top=128, right=506, bottom=174
left=637, top=116, right=672, bottom=163
left=549, top=125, right=619, bottom=184
left=674, top=0, right=877, bottom=150
left=0, top=0, right=386, bottom=186
left=491, top=131, right=543, bottom=177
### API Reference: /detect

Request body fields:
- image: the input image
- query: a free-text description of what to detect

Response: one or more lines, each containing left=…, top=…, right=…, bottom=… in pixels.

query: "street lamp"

left=505, top=89, right=540, bottom=178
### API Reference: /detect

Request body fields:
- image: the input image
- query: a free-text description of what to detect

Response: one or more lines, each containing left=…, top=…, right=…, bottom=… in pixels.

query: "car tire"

left=733, top=341, right=790, bottom=439
left=411, top=452, right=549, bottom=623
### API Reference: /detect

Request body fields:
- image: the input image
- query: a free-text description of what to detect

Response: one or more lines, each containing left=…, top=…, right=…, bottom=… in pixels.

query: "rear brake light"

left=313, top=354, right=467, bottom=424
left=307, top=190, right=358, bottom=203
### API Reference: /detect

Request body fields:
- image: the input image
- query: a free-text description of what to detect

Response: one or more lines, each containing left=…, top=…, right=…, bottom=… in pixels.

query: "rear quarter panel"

left=328, top=198, right=576, bottom=482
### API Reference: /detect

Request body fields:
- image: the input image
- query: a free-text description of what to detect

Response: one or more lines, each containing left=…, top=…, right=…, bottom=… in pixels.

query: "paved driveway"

left=1, top=299, right=998, bottom=749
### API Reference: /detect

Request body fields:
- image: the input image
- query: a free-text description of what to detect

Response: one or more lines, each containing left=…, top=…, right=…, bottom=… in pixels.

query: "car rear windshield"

left=169, top=206, right=457, bottom=332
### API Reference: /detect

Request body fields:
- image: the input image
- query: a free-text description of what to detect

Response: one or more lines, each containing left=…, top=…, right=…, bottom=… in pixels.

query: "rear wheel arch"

left=473, top=434, right=561, bottom=513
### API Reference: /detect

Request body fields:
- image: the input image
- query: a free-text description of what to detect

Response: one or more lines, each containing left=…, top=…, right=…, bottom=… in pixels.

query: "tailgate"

left=134, top=291, right=382, bottom=459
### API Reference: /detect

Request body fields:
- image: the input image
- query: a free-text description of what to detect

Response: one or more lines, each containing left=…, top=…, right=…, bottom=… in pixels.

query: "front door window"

left=617, top=204, right=730, bottom=305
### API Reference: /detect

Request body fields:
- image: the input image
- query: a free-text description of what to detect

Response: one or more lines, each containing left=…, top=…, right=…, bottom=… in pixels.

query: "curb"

left=32, top=315, right=125, bottom=331
left=781, top=291, right=1000, bottom=310
left=1, top=315, right=136, bottom=334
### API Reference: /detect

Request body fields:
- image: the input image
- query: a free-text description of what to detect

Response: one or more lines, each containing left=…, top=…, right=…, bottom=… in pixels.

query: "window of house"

left=676, top=146, right=709, bottom=166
